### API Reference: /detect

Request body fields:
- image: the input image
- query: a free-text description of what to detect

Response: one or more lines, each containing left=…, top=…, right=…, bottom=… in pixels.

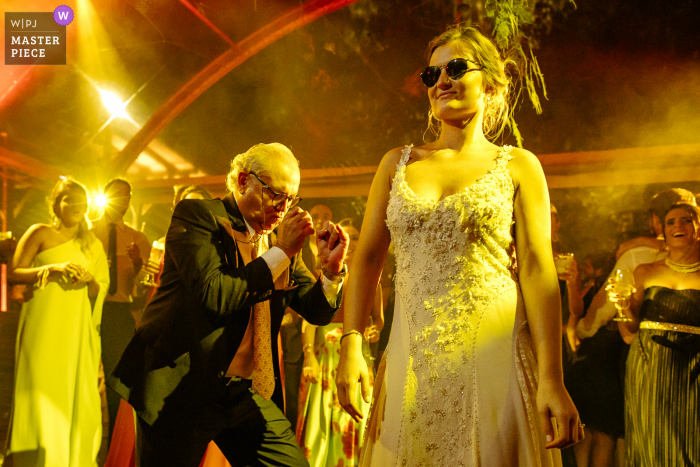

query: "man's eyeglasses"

left=420, top=58, right=482, bottom=88
left=249, top=172, right=302, bottom=209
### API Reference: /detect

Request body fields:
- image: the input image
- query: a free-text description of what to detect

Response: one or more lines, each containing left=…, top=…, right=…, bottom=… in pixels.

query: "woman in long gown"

left=5, top=178, right=109, bottom=467
left=336, top=24, right=583, bottom=466
left=296, top=219, right=383, bottom=467
left=612, top=202, right=700, bottom=466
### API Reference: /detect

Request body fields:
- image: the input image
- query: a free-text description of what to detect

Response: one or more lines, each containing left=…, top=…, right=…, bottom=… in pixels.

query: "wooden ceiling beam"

left=131, top=144, right=700, bottom=201
left=110, top=0, right=361, bottom=177
left=0, top=148, right=64, bottom=182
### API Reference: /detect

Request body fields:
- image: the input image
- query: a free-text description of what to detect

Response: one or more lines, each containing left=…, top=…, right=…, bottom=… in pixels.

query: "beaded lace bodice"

left=385, top=145, right=518, bottom=466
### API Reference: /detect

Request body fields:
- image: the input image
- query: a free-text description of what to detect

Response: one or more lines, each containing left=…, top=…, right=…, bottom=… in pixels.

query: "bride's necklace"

left=665, top=257, right=700, bottom=273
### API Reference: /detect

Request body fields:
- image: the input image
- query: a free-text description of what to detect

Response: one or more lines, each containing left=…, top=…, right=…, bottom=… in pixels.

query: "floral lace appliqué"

left=385, top=145, right=517, bottom=466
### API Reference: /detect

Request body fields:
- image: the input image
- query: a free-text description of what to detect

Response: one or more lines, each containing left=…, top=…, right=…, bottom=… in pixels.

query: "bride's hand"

left=537, top=377, right=584, bottom=449
left=336, top=332, right=370, bottom=423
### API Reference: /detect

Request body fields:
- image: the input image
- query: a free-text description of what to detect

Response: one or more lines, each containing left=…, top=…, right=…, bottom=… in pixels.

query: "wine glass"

left=140, top=240, right=165, bottom=287
left=606, top=269, right=636, bottom=322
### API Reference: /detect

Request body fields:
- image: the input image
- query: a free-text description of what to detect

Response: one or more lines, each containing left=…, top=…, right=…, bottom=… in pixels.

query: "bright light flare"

left=99, top=89, right=129, bottom=119
left=93, top=193, right=108, bottom=208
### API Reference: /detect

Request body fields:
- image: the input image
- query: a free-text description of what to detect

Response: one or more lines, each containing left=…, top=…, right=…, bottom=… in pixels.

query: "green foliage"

left=484, top=0, right=575, bottom=147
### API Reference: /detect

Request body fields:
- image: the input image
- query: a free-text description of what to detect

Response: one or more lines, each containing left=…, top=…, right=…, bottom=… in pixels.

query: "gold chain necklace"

left=665, top=257, right=700, bottom=273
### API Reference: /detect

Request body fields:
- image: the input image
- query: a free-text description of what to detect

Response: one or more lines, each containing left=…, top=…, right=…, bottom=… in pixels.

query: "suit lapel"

left=214, top=194, right=248, bottom=267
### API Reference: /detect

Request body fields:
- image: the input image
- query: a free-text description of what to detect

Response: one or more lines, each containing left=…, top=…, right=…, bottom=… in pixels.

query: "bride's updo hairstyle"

left=426, top=24, right=513, bottom=141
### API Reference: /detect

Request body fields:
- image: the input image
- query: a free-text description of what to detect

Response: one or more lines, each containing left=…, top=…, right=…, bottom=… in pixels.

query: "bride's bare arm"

left=336, top=148, right=400, bottom=421
left=9, top=225, right=84, bottom=285
left=510, top=148, right=582, bottom=449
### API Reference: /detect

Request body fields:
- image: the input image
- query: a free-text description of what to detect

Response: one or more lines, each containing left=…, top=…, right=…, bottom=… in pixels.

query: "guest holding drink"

left=565, top=189, right=695, bottom=467
left=550, top=204, right=584, bottom=352
left=609, top=199, right=700, bottom=466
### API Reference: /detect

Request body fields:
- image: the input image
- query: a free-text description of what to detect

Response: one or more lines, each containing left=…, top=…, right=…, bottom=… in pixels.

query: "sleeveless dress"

left=625, top=286, right=700, bottom=467
left=297, top=324, right=374, bottom=467
left=6, top=239, right=109, bottom=467
left=360, top=145, right=561, bottom=467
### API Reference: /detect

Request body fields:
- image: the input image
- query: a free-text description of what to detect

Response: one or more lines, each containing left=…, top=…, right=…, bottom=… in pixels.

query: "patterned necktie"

left=251, top=237, right=275, bottom=400
left=107, top=222, right=118, bottom=296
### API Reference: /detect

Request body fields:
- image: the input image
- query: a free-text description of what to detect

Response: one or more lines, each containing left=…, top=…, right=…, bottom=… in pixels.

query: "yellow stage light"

left=99, top=89, right=129, bottom=119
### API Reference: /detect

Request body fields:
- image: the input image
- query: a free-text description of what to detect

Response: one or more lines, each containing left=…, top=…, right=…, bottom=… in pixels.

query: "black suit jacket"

left=107, top=195, right=339, bottom=428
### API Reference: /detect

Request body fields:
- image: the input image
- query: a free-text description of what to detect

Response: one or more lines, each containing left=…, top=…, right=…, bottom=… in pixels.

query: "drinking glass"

left=140, top=240, right=165, bottom=287
left=606, top=269, right=636, bottom=322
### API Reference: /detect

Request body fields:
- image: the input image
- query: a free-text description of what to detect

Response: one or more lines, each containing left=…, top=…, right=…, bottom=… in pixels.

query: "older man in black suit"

left=108, top=143, right=348, bottom=467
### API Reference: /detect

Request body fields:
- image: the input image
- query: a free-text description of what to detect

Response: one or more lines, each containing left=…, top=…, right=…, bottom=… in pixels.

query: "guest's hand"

left=126, top=242, right=141, bottom=261
left=127, top=242, right=143, bottom=272
left=559, top=257, right=579, bottom=284
left=537, top=377, right=583, bottom=449
left=276, top=207, right=315, bottom=258
left=280, top=309, right=298, bottom=327
left=566, top=322, right=581, bottom=352
left=73, top=268, right=95, bottom=285
left=302, top=351, right=320, bottom=384
left=337, top=332, right=371, bottom=422
left=364, top=324, right=380, bottom=343
left=50, top=261, right=84, bottom=281
left=143, top=259, right=161, bottom=276
left=317, top=221, right=349, bottom=275
left=605, top=277, right=635, bottom=308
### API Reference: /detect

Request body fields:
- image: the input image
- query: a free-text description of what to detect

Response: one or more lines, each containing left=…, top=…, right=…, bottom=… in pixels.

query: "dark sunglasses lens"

left=420, top=66, right=440, bottom=87
left=445, top=59, right=469, bottom=80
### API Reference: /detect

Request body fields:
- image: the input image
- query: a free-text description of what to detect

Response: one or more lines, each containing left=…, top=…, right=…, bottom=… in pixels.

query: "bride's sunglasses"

left=420, top=58, right=482, bottom=88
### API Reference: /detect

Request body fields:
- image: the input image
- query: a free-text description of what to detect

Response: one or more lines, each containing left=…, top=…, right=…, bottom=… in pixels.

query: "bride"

left=336, top=24, right=582, bottom=466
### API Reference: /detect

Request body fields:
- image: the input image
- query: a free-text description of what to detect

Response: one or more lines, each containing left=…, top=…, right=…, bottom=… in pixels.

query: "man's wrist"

left=276, top=242, right=297, bottom=259
left=321, top=262, right=347, bottom=282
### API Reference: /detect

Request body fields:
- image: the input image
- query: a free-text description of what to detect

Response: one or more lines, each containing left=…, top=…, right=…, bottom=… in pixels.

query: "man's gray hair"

left=226, top=143, right=299, bottom=193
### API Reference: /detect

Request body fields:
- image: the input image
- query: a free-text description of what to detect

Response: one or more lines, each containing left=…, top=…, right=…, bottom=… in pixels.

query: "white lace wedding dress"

left=359, top=145, right=561, bottom=467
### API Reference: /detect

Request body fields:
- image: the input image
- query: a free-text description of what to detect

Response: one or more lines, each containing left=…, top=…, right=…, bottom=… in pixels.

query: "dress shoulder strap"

left=494, top=145, right=515, bottom=169
left=398, top=144, right=413, bottom=168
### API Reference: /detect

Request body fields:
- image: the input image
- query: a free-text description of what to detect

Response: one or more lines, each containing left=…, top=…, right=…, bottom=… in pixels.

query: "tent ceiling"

left=0, top=0, right=699, bottom=192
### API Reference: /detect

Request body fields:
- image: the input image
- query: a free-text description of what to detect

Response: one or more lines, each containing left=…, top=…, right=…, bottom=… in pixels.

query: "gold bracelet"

left=303, top=344, right=313, bottom=352
left=340, top=329, right=364, bottom=344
